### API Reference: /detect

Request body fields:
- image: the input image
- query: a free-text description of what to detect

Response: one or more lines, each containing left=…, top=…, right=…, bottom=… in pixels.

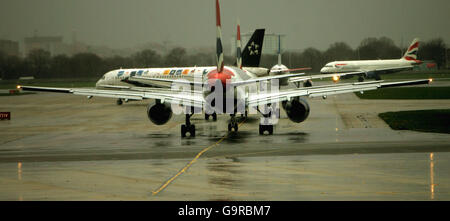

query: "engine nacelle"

left=147, top=101, right=172, bottom=125
left=303, top=79, right=313, bottom=87
left=270, top=64, right=289, bottom=86
left=282, top=97, right=310, bottom=123
left=242, top=67, right=270, bottom=77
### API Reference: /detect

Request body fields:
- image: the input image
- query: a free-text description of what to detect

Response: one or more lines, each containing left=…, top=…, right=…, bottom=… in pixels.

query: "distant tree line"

left=0, top=37, right=447, bottom=80
left=260, top=37, right=448, bottom=71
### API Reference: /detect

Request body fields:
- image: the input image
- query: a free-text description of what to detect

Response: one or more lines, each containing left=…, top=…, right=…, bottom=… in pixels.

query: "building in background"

left=0, top=39, right=19, bottom=56
left=24, top=35, right=67, bottom=56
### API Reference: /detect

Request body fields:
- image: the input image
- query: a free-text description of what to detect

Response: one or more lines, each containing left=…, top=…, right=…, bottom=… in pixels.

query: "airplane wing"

left=230, top=73, right=305, bottom=87
left=270, top=67, right=312, bottom=74
left=247, top=79, right=431, bottom=107
left=289, top=73, right=351, bottom=83
left=18, top=85, right=205, bottom=108
left=128, top=76, right=204, bottom=87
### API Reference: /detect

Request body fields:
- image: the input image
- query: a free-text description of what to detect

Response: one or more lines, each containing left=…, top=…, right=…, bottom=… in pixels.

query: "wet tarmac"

left=1, top=90, right=450, bottom=200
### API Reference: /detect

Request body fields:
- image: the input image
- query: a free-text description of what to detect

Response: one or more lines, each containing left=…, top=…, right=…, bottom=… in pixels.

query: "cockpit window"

left=101, top=75, right=106, bottom=80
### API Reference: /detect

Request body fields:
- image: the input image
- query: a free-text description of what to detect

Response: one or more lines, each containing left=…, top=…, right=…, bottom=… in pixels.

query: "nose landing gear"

left=205, top=113, right=217, bottom=121
left=181, top=113, right=196, bottom=137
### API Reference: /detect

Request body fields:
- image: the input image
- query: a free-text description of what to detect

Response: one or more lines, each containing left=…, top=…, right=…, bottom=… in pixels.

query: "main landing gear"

left=116, top=98, right=129, bottom=105
left=181, top=113, right=196, bottom=137
left=257, top=106, right=274, bottom=135
left=259, top=124, right=273, bottom=135
left=205, top=113, right=217, bottom=121
left=227, top=114, right=238, bottom=132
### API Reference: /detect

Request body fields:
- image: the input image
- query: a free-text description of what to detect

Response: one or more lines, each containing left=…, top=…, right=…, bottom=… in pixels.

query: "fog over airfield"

left=1, top=0, right=449, bottom=51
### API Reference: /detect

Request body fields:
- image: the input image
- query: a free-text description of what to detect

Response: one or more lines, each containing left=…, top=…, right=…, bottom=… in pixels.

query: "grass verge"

left=0, top=92, right=36, bottom=96
left=355, top=87, right=450, bottom=99
left=379, top=109, right=450, bottom=134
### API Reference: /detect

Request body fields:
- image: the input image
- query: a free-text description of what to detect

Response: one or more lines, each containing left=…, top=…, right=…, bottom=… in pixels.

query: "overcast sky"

left=1, top=0, right=449, bottom=51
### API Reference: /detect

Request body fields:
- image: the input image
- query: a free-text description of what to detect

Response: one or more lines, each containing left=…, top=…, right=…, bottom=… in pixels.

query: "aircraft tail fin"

left=236, top=19, right=242, bottom=69
left=241, top=29, right=265, bottom=67
left=215, top=0, right=224, bottom=73
left=402, top=38, right=420, bottom=61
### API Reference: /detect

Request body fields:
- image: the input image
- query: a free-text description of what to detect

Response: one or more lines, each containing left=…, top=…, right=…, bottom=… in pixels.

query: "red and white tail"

left=236, top=19, right=242, bottom=69
left=216, top=0, right=224, bottom=73
left=402, top=38, right=419, bottom=61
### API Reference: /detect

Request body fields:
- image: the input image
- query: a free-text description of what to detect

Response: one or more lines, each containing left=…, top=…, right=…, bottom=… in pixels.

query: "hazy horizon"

left=1, top=0, right=449, bottom=52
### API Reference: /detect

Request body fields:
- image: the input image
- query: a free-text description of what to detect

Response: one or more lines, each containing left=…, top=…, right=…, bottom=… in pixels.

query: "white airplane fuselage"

left=320, top=59, right=416, bottom=74
left=95, top=66, right=257, bottom=88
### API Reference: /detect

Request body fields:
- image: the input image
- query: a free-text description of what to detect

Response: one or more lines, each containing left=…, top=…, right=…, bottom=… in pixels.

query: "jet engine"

left=270, top=64, right=289, bottom=86
left=147, top=100, right=172, bottom=125
left=282, top=97, right=310, bottom=123
left=303, top=79, right=313, bottom=87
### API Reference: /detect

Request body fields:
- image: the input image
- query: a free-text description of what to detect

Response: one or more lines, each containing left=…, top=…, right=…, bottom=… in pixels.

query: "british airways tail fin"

left=402, top=38, right=419, bottom=60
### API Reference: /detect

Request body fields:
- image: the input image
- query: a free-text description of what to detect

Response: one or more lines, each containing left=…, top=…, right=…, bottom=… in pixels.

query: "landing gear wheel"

left=358, top=76, right=364, bottom=82
left=116, top=99, right=123, bottom=105
left=181, top=114, right=195, bottom=138
left=268, top=125, right=273, bottom=135
left=205, top=113, right=217, bottom=121
left=259, top=124, right=273, bottom=135
left=181, top=124, right=196, bottom=137
left=227, top=123, right=238, bottom=132
left=181, top=125, right=187, bottom=138
left=228, top=115, right=238, bottom=132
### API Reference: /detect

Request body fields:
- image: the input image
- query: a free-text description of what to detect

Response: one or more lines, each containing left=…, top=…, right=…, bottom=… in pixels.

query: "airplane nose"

left=320, top=67, right=326, bottom=73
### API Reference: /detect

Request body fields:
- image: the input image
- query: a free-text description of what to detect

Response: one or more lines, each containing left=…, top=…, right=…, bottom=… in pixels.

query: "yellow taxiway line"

left=152, top=119, right=246, bottom=196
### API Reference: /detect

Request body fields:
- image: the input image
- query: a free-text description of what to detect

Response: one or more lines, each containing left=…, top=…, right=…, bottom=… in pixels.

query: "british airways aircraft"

left=320, top=38, right=422, bottom=82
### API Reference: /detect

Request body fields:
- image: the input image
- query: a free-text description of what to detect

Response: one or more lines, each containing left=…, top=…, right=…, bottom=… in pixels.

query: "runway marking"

left=151, top=119, right=246, bottom=196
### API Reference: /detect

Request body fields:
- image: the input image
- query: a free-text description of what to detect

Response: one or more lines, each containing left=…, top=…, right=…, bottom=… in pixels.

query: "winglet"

left=215, top=0, right=224, bottom=73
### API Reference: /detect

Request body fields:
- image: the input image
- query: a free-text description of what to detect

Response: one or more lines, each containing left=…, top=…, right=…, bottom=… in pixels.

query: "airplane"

left=96, top=27, right=266, bottom=105
left=320, top=38, right=422, bottom=82
left=18, top=0, right=432, bottom=138
left=255, top=34, right=340, bottom=88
